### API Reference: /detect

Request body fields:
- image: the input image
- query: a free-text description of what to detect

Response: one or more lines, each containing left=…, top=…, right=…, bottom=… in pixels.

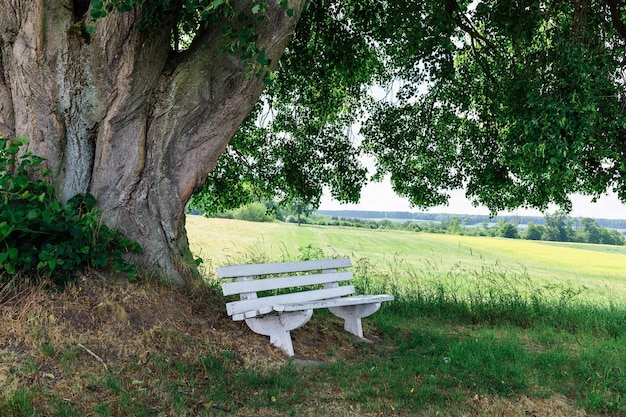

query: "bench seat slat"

left=226, top=285, right=355, bottom=316
left=229, top=294, right=395, bottom=321
left=221, top=271, right=353, bottom=296
left=281, top=294, right=394, bottom=312
left=217, top=258, right=352, bottom=279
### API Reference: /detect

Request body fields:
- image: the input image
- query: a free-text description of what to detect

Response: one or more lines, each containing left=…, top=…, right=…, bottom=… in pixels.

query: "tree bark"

left=0, top=0, right=303, bottom=285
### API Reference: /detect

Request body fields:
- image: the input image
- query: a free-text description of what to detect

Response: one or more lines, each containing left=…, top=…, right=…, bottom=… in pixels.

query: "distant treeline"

left=193, top=203, right=625, bottom=246
left=315, top=210, right=626, bottom=231
left=311, top=211, right=625, bottom=246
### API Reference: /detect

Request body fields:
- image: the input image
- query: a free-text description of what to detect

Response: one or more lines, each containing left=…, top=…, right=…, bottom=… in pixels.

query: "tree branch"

left=77, top=343, right=108, bottom=371
left=145, top=0, right=305, bottom=203
left=607, top=0, right=626, bottom=40
left=446, top=0, right=496, bottom=50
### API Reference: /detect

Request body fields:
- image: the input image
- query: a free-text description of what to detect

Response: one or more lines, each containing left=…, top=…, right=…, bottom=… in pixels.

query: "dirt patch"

left=467, top=393, right=587, bottom=416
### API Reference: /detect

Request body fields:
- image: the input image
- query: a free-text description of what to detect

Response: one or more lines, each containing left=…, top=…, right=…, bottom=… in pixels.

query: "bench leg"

left=244, top=310, right=313, bottom=356
left=328, top=303, right=382, bottom=338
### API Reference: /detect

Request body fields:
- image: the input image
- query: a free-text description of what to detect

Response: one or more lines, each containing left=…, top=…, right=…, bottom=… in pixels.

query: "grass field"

left=186, top=216, right=626, bottom=307
left=1, top=216, right=625, bottom=416
left=186, top=217, right=626, bottom=415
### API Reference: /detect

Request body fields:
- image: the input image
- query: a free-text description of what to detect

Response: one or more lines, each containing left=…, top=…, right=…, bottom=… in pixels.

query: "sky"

left=319, top=175, right=626, bottom=220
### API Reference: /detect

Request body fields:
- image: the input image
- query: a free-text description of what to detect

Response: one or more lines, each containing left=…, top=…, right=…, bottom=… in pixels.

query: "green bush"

left=232, top=202, right=275, bottom=222
left=498, top=222, right=520, bottom=239
left=0, top=137, right=141, bottom=286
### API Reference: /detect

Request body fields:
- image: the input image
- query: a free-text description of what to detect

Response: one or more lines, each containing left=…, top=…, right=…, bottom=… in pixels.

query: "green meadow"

left=3, top=216, right=624, bottom=416
left=187, top=216, right=626, bottom=307
left=182, top=216, right=626, bottom=416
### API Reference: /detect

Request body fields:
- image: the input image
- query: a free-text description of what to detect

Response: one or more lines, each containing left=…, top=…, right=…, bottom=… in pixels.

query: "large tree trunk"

left=0, top=1, right=302, bottom=285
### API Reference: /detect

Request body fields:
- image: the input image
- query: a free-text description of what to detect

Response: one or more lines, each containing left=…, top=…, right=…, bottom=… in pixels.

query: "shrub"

left=233, top=202, right=275, bottom=222
left=498, top=222, right=520, bottom=239
left=0, top=137, right=141, bottom=286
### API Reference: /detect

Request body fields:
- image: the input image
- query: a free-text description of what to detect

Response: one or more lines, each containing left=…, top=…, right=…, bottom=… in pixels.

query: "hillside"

left=2, top=272, right=600, bottom=417
left=186, top=216, right=626, bottom=306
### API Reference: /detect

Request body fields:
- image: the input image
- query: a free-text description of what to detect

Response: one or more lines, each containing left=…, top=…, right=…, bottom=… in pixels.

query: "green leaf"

left=7, top=247, right=18, bottom=261
left=252, top=4, right=261, bottom=14
left=0, top=221, right=13, bottom=239
left=262, top=75, right=274, bottom=86
left=48, top=259, right=57, bottom=271
left=120, top=237, right=133, bottom=248
left=14, top=137, right=29, bottom=146
left=28, top=156, right=44, bottom=166
left=208, top=0, right=226, bottom=10
left=27, top=209, right=41, bottom=221
left=90, top=9, right=107, bottom=20
left=41, top=210, right=52, bottom=222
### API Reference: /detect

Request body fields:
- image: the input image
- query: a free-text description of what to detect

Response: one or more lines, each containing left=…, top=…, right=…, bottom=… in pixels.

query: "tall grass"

left=212, top=243, right=626, bottom=415
left=214, top=239, right=626, bottom=344
left=347, top=251, right=626, bottom=339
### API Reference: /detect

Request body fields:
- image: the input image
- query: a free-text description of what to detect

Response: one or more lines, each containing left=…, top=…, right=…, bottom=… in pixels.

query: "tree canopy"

left=193, top=0, right=626, bottom=216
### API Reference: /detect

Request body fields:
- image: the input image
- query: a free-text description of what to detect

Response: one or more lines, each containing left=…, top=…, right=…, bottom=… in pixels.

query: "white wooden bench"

left=217, top=258, right=393, bottom=356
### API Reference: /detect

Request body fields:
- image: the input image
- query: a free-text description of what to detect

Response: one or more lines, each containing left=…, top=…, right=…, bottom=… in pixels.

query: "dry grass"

left=0, top=272, right=330, bottom=372
left=0, top=274, right=590, bottom=416
left=464, top=394, right=586, bottom=417
left=0, top=273, right=364, bottom=414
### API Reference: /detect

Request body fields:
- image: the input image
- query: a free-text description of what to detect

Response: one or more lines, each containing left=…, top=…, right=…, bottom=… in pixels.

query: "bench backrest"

left=217, top=258, right=354, bottom=318
left=216, top=258, right=352, bottom=280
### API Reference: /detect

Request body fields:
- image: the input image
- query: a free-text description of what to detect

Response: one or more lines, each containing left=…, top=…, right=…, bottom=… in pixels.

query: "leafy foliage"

left=214, top=201, right=276, bottom=222
left=191, top=0, right=626, bottom=216
left=498, top=221, right=520, bottom=239
left=191, top=0, right=378, bottom=215
left=543, top=211, right=575, bottom=242
left=84, top=1, right=626, bottom=216
left=0, top=137, right=141, bottom=285
left=522, top=222, right=544, bottom=241
left=361, top=0, right=626, bottom=212
left=190, top=98, right=368, bottom=215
